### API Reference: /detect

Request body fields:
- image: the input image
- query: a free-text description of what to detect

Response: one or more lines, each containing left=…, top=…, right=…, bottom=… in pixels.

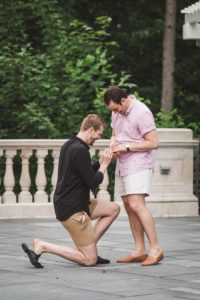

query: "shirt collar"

left=124, top=95, right=134, bottom=116
left=73, top=136, right=90, bottom=150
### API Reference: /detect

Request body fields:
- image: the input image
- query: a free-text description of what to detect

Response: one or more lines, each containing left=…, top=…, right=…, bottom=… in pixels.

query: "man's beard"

left=89, top=139, right=95, bottom=146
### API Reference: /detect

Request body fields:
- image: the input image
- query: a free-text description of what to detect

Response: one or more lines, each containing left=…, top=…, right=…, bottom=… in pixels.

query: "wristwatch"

left=126, top=144, right=130, bottom=152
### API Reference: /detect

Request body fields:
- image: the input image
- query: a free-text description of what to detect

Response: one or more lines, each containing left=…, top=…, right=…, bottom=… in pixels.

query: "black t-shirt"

left=53, top=136, right=103, bottom=221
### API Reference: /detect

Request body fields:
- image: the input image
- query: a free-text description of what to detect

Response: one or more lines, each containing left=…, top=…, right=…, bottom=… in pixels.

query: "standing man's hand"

left=112, top=144, right=127, bottom=153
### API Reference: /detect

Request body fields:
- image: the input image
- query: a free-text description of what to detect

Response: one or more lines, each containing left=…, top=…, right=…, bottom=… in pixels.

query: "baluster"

left=0, top=148, right=3, bottom=203
left=34, top=149, right=48, bottom=203
left=50, top=149, right=60, bottom=202
left=18, top=149, right=32, bottom=203
left=97, top=149, right=110, bottom=200
left=2, top=150, right=16, bottom=203
left=90, top=191, right=95, bottom=198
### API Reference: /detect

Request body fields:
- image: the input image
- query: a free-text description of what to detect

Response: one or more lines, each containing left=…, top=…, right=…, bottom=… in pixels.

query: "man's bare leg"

left=126, top=194, right=162, bottom=255
left=31, top=200, right=120, bottom=267
left=122, top=196, right=146, bottom=255
left=32, top=239, right=98, bottom=266
left=117, top=194, right=162, bottom=263
left=26, top=201, right=119, bottom=268
left=91, top=200, right=120, bottom=243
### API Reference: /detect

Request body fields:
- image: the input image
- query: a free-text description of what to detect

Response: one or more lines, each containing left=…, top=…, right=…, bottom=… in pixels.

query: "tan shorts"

left=61, top=199, right=98, bottom=247
left=115, top=169, right=153, bottom=197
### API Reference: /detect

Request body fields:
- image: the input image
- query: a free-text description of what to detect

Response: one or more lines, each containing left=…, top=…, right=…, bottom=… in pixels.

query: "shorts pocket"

left=72, top=212, right=89, bottom=225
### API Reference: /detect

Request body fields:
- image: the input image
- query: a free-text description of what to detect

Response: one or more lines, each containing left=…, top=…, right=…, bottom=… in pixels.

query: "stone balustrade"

left=0, top=129, right=199, bottom=218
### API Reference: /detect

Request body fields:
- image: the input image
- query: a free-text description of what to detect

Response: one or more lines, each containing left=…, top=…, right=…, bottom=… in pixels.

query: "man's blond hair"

left=80, top=114, right=105, bottom=131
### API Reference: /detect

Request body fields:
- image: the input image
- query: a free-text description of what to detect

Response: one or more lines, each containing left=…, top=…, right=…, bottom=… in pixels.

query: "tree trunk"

left=161, top=0, right=177, bottom=112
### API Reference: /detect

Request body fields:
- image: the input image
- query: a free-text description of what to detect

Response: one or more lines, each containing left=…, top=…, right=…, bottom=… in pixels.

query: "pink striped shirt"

left=111, top=96, right=156, bottom=176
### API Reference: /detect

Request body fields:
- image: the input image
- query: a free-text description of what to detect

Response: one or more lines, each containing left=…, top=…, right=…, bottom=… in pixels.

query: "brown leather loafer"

left=117, top=253, right=148, bottom=263
left=141, top=251, right=164, bottom=266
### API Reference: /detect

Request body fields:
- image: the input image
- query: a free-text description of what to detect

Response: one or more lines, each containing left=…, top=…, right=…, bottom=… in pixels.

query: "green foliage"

left=187, top=122, right=200, bottom=139
left=67, top=0, right=165, bottom=111
left=18, top=103, right=60, bottom=138
left=1, top=0, right=199, bottom=140
left=0, top=2, right=135, bottom=138
left=67, top=0, right=200, bottom=137
left=155, top=109, right=185, bottom=128
left=0, top=156, right=5, bottom=195
left=155, top=109, right=200, bottom=139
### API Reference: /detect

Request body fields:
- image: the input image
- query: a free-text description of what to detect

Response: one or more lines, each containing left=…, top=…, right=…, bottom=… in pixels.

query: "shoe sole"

left=117, top=254, right=148, bottom=263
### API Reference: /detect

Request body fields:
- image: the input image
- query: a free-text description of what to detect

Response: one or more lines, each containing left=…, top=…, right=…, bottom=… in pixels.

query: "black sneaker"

left=96, top=256, right=110, bottom=264
left=21, top=243, right=44, bottom=268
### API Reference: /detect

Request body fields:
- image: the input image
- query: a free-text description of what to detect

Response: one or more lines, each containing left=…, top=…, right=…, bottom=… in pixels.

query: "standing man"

left=22, top=114, right=120, bottom=268
left=104, top=86, right=164, bottom=266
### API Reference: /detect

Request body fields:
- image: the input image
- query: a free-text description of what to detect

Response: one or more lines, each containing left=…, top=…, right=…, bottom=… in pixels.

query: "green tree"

left=161, top=0, right=177, bottom=112
left=0, top=0, right=199, bottom=140
left=66, top=0, right=200, bottom=137
left=0, top=1, right=135, bottom=138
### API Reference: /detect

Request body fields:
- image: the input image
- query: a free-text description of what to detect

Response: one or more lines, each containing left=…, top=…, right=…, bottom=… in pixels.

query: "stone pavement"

left=0, top=216, right=200, bottom=300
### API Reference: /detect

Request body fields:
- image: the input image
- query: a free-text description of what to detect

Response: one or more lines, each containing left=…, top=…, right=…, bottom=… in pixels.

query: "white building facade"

left=181, top=1, right=200, bottom=46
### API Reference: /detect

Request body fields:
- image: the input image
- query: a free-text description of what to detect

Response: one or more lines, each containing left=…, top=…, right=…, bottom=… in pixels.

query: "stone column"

left=18, top=150, right=32, bottom=203
left=90, top=191, right=95, bottom=199
left=148, top=128, right=199, bottom=216
left=34, top=149, right=48, bottom=203
left=50, top=149, right=60, bottom=202
left=2, top=150, right=16, bottom=203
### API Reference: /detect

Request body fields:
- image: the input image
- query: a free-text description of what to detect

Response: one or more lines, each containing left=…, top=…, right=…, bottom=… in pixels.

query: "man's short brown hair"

left=80, top=114, right=105, bottom=131
left=104, top=86, right=127, bottom=105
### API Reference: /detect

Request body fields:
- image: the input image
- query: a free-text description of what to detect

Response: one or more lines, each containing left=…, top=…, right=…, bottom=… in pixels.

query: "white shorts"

left=115, top=169, right=153, bottom=197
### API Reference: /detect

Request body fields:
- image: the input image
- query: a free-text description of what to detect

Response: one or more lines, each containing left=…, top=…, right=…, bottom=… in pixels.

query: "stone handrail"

left=0, top=139, right=111, bottom=204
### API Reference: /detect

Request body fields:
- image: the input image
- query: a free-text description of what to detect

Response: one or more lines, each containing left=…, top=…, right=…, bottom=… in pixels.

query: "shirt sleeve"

left=137, top=110, right=156, bottom=136
left=73, top=147, right=103, bottom=189
left=92, top=161, right=100, bottom=172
